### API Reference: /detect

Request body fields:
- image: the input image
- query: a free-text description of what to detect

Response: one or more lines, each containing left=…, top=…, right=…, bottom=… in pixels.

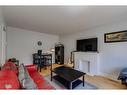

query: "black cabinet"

left=55, top=44, right=64, bottom=64
left=33, top=52, right=52, bottom=71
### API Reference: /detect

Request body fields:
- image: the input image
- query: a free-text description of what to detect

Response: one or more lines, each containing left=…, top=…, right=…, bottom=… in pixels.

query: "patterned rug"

left=45, top=75, right=98, bottom=90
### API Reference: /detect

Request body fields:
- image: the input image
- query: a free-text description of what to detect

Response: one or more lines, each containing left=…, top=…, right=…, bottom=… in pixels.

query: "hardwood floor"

left=39, top=64, right=127, bottom=89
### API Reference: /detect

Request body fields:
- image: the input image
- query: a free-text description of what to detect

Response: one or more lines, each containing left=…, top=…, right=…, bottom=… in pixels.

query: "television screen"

left=76, top=38, right=98, bottom=52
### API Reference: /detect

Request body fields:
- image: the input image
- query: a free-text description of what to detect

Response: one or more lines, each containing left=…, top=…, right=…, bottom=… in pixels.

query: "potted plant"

left=8, top=58, right=19, bottom=67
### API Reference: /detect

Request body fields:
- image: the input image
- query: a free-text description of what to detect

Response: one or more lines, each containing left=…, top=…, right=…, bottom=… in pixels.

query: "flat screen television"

left=76, top=38, right=98, bottom=52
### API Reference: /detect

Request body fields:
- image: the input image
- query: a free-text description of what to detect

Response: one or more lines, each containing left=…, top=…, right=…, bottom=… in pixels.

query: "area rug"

left=45, top=75, right=98, bottom=90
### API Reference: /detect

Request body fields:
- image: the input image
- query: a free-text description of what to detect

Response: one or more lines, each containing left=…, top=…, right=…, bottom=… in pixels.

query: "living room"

left=1, top=5, right=127, bottom=91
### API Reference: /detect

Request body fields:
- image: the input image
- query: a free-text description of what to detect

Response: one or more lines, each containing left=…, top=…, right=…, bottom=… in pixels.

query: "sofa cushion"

left=29, top=71, right=54, bottom=89
left=0, top=70, right=20, bottom=89
left=26, top=65, right=37, bottom=74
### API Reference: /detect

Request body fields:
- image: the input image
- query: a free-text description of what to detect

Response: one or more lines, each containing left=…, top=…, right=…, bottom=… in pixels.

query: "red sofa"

left=0, top=62, right=54, bottom=89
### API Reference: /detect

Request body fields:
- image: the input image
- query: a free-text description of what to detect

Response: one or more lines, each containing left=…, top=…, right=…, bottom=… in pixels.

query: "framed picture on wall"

left=104, top=30, right=127, bottom=43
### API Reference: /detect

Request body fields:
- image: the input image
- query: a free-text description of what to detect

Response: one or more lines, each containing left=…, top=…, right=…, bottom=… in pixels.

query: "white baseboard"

left=87, top=72, right=94, bottom=76
left=98, top=72, right=120, bottom=82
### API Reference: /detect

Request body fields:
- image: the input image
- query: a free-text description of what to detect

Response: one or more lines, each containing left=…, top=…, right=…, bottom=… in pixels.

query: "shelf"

left=53, top=75, right=82, bottom=89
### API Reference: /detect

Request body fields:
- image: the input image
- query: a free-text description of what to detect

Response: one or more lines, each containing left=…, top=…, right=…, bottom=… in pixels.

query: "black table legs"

left=51, top=70, right=53, bottom=81
left=83, top=75, right=85, bottom=87
left=70, top=82, right=72, bottom=89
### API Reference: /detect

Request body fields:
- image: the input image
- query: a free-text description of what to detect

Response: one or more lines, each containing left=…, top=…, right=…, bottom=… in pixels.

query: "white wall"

left=0, top=8, right=3, bottom=66
left=60, top=20, right=127, bottom=80
left=0, top=8, right=6, bottom=66
left=0, top=8, right=4, bottom=23
left=7, top=27, right=59, bottom=65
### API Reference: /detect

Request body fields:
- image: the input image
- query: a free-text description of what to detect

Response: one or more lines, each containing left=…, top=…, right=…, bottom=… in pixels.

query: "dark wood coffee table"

left=51, top=66, right=86, bottom=89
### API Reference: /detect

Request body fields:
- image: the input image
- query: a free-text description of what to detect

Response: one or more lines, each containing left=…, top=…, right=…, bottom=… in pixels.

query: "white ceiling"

left=2, top=6, right=127, bottom=35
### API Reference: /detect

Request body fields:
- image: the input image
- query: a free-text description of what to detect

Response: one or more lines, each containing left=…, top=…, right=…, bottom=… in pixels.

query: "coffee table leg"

left=83, top=75, right=85, bottom=87
left=70, top=82, right=72, bottom=89
left=51, top=70, right=52, bottom=81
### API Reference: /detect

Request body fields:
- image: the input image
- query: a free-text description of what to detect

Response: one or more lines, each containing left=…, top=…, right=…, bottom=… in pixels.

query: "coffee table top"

left=52, top=66, right=86, bottom=82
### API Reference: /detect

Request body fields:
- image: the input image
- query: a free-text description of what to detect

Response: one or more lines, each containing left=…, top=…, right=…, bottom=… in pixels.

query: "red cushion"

left=3, top=62, right=16, bottom=68
left=25, top=65, right=38, bottom=75
left=26, top=65, right=54, bottom=89
left=26, top=65, right=37, bottom=71
left=0, top=70, right=20, bottom=89
left=29, top=72, right=54, bottom=89
left=2, top=62, right=18, bottom=75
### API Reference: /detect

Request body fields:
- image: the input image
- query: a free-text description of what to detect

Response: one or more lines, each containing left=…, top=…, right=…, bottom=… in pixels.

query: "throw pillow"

left=22, top=77, right=37, bottom=89
left=18, top=64, right=25, bottom=83
left=18, top=64, right=37, bottom=89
